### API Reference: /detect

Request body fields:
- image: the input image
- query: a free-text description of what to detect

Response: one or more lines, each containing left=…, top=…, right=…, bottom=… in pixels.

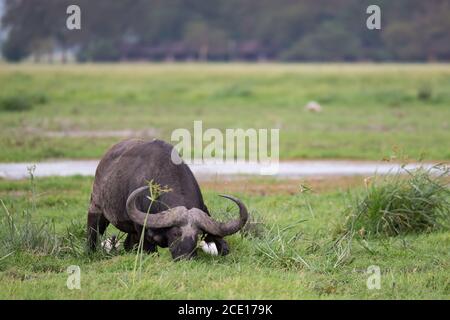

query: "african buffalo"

left=87, top=139, right=248, bottom=260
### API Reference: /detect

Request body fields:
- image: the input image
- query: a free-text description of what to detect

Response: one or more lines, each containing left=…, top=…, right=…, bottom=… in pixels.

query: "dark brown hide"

left=87, top=139, right=248, bottom=260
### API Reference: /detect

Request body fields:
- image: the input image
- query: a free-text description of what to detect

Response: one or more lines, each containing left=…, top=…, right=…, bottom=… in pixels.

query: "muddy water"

left=0, top=160, right=437, bottom=180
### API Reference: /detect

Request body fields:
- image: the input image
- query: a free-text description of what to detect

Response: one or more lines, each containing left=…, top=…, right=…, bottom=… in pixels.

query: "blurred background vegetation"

left=0, top=0, right=449, bottom=63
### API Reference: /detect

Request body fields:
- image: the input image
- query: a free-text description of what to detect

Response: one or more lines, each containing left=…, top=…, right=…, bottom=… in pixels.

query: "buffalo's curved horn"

left=126, top=186, right=187, bottom=228
left=195, top=194, right=248, bottom=237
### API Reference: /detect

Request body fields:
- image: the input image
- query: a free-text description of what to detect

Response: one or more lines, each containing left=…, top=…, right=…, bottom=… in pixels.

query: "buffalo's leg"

left=124, top=233, right=157, bottom=253
left=204, top=235, right=229, bottom=256
left=87, top=210, right=109, bottom=251
left=143, top=238, right=158, bottom=253
left=124, top=233, right=139, bottom=251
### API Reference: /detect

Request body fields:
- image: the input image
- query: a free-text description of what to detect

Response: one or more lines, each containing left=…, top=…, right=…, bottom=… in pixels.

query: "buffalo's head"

left=126, top=186, right=248, bottom=260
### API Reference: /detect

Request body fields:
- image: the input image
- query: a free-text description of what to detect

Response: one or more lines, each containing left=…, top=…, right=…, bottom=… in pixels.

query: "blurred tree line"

left=1, top=0, right=449, bottom=62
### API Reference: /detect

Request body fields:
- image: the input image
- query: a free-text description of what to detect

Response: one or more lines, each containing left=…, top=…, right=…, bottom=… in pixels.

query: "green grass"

left=0, top=175, right=448, bottom=299
left=0, top=63, right=450, bottom=162
left=1, top=63, right=449, bottom=299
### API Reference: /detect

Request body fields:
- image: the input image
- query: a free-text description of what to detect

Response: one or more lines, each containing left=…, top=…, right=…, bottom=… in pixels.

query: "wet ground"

left=0, top=159, right=437, bottom=180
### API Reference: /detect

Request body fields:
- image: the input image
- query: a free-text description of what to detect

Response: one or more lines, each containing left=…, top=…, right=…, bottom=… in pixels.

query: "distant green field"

left=0, top=176, right=449, bottom=299
left=1, top=63, right=450, bottom=162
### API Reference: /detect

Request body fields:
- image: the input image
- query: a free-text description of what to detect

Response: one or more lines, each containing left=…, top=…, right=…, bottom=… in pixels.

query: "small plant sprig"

left=298, top=183, right=315, bottom=217
left=27, top=165, right=37, bottom=213
left=132, top=180, right=172, bottom=285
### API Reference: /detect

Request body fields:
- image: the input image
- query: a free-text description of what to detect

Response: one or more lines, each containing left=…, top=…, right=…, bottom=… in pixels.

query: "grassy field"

left=0, top=63, right=450, bottom=162
left=0, top=64, right=449, bottom=299
left=0, top=175, right=448, bottom=299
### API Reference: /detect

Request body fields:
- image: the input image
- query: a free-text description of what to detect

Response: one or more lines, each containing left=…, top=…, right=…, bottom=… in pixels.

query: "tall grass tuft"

left=253, top=221, right=312, bottom=270
left=0, top=199, right=61, bottom=256
left=0, top=166, right=61, bottom=256
left=346, top=164, right=450, bottom=237
left=0, top=166, right=110, bottom=260
left=252, top=220, right=357, bottom=272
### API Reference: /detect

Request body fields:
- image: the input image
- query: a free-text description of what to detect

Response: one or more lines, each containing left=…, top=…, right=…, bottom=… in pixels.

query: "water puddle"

left=0, top=160, right=437, bottom=180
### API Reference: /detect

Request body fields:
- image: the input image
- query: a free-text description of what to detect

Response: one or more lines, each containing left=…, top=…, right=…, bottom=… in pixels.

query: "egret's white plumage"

left=101, top=236, right=120, bottom=253
left=199, top=241, right=218, bottom=256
